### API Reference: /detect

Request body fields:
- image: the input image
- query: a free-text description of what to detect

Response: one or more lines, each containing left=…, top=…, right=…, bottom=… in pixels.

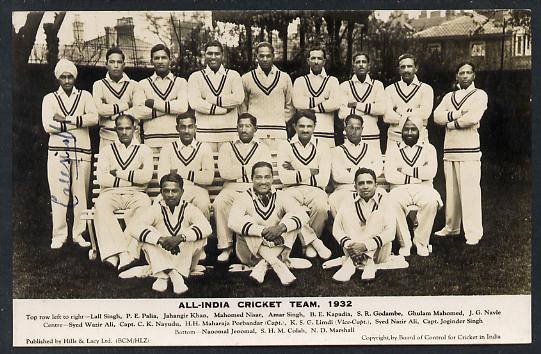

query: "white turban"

left=398, top=114, right=423, bottom=132
left=54, top=59, right=78, bottom=79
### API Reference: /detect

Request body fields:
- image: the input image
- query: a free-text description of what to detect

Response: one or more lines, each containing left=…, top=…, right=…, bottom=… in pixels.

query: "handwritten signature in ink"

left=49, top=123, right=79, bottom=208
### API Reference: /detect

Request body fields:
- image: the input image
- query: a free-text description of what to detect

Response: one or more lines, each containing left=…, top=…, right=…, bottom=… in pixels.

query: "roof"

left=414, top=13, right=504, bottom=39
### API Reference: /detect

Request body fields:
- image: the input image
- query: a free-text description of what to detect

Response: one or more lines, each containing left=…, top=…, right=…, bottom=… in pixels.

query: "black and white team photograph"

left=11, top=9, right=531, bottom=303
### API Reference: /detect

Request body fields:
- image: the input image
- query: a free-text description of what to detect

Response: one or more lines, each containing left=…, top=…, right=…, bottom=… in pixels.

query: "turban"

left=398, top=114, right=423, bottom=132
left=54, top=59, right=78, bottom=79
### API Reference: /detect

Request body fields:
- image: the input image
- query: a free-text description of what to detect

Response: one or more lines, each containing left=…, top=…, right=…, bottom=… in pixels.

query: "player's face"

left=256, top=47, right=274, bottom=71
left=237, top=118, right=256, bottom=144
left=106, top=53, right=125, bottom=80
left=176, top=118, right=196, bottom=146
left=294, top=117, right=315, bottom=142
left=307, top=50, right=326, bottom=75
left=252, top=166, right=273, bottom=195
left=345, top=117, right=363, bottom=145
left=115, top=117, right=135, bottom=145
left=151, top=50, right=171, bottom=77
left=353, top=55, right=369, bottom=77
left=161, top=181, right=183, bottom=207
left=58, top=73, right=75, bottom=93
left=205, top=46, right=223, bottom=71
left=401, top=120, right=419, bottom=147
left=355, top=173, right=376, bottom=201
left=398, top=58, right=417, bottom=83
left=456, top=64, right=475, bottom=89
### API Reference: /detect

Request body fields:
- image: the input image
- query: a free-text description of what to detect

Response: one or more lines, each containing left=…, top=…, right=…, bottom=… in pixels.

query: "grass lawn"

left=12, top=161, right=531, bottom=299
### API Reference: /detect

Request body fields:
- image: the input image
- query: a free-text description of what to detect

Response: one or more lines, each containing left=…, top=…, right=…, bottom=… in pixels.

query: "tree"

left=12, top=12, right=44, bottom=70
left=43, top=12, right=66, bottom=67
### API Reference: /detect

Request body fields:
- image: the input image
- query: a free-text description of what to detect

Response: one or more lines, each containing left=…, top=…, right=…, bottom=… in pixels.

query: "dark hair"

left=106, top=47, right=125, bottom=61
left=355, top=167, right=376, bottom=183
left=150, top=44, right=170, bottom=59
left=308, top=46, right=326, bottom=59
left=353, top=52, right=370, bottom=63
left=238, top=112, right=257, bottom=127
left=398, top=53, right=417, bottom=66
left=456, top=61, right=476, bottom=73
left=292, top=109, right=317, bottom=125
left=176, top=109, right=196, bottom=125
left=256, top=41, right=274, bottom=54
left=345, top=114, right=363, bottom=127
left=204, top=40, right=224, bottom=53
left=160, top=172, right=184, bottom=190
left=251, top=161, right=273, bottom=178
left=115, top=113, right=136, bottom=125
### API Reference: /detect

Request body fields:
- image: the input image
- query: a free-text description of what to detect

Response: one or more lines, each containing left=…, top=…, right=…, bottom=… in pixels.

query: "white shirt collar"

left=151, top=72, right=175, bottom=82
left=204, top=65, right=227, bottom=76
left=177, top=138, right=198, bottom=149
left=400, top=75, right=420, bottom=87
left=56, top=86, right=80, bottom=98
left=355, top=188, right=383, bottom=206
left=343, top=139, right=365, bottom=149
left=249, top=186, right=277, bottom=200
left=398, top=139, right=424, bottom=150
left=106, top=72, right=130, bottom=83
left=291, top=134, right=316, bottom=147
left=351, top=73, right=372, bottom=84
left=309, top=67, right=327, bottom=78
left=234, top=137, right=260, bottom=146
left=457, top=82, right=476, bottom=92
left=114, top=138, right=139, bottom=150
left=256, top=65, right=278, bottom=76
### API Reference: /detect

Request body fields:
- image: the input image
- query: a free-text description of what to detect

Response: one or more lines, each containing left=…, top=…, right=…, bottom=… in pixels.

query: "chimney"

left=72, top=14, right=84, bottom=43
left=104, top=27, right=116, bottom=47
left=115, top=17, right=135, bottom=47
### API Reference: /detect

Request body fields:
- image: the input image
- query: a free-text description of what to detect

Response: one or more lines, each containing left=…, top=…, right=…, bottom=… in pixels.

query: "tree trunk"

left=346, top=20, right=354, bottom=68
left=279, top=23, right=288, bottom=63
left=324, top=16, right=334, bottom=66
left=333, top=19, right=341, bottom=66
left=267, top=27, right=272, bottom=45
left=299, top=17, right=306, bottom=57
left=244, top=22, right=253, bottom=67
left=12, top=12, right=44, bottom=70
left=44, top=12, right=66, bottom=67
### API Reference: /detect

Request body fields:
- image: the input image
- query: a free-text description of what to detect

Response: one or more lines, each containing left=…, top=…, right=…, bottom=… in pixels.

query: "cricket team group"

left=42, top=39, right=487, bottom=294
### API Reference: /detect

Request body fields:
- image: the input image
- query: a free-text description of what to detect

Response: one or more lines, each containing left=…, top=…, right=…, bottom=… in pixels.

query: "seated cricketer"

left=332, top=167, right=396, bottom=282
left=329, top=113, right=383, bottom=218
left=277, top=109, right=332, bottom=260
left=228, top=161, right=309, bottom=286
left=158, top=110, right=214, bottom=219
left=95, top=114, right=152, bottom=270
left=214, top=113, right=272, bottom=262
left=126, top=173, right=212, bottom=295
left=384, top=115, right=442, bottom=257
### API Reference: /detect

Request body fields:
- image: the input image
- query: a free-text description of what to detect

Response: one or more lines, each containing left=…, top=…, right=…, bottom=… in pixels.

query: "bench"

left=81, top=151, right=397, bottom=261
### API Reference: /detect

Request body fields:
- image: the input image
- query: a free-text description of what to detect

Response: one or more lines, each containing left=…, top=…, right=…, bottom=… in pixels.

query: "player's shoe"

left=434, top=227, right=460, bottom=237
left=217, top=248, right=232, bottom=262
left=361, top=259, right=377, bottom=281
left=169, top=271, right=189, bottom=295
left=272, top=261, right=296, bottom=286
left=152, top=278, right=169, bottom=292
left=332, top=257, right=355, bottom=283
left=73, top=235, right=91, bottom=248
left=311, top=239, right=332, bottom=260
left=50, top=239, right=66, bottom=249
left=249, top=260, right=268, bottom=285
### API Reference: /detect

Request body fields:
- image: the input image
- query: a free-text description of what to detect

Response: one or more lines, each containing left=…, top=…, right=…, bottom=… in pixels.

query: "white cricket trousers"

left=94, top=191, right=151, bottom=260
left=142, top=239, right=205, bottom=278
left=47, top=151, right=90, bottom=244
left=443, top=160, right=483, bottom=242
left=390, top=185, right=439, bottom=249
left=283, top=185, right=329, bottom=243
left=213, top=188, right=242, bottom=250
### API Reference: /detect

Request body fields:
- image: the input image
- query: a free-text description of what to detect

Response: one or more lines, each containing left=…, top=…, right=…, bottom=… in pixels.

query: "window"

left=470, top=41, right=486, bottom=57
left=427, top=42, right=442, bottom=55
left=514, top=32, right=531, bottom=56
